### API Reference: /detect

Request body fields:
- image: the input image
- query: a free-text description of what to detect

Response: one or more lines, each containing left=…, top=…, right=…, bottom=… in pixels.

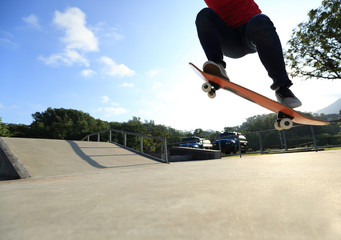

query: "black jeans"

left=195, top=8, right=292, bottom=90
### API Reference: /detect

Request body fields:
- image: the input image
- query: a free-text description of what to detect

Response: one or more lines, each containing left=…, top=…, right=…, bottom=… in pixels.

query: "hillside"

left=316, top=98, right=341, bottom=114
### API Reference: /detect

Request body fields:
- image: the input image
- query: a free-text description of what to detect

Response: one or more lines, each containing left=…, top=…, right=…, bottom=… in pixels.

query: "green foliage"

left=0, top=117, right=11, bottom=137
left=238, top=114, right=277, bottom=132
left=107, top=117, right=188, bottom=152
left=240, top=112, right=341, bottom=151
left=30, top=108, right=109, bottom=140
left=192, top=128, right=221, bottom=142
left=285, top=0, right=341, bottom=79
left=6, top=124, right=30, bottom=137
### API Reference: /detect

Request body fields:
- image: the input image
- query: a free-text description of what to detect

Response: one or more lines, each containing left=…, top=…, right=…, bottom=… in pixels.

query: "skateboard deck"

left=190, top=62, right=330, bottom=130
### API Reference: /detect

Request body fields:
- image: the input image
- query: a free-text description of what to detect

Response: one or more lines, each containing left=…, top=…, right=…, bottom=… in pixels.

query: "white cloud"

left=39, top=49, right=89, bottom=67
left=104, top=107, right=128, bottom=115
left=81, top=69, right=96, bottom=78
left=106, top=28, right=125, bottom=40
left=40, top=7, right=98, bottom=67
left=53, top=7, right=98, bottom=52
left=38, top=7, right=133, bottom=80
left=152, top=81, right=163, bottom=89
left=22, top=14, right=41, bottom=29
left=95, top=97, right=128, bottom=118
left=0, top=31, right=17, bottom=49
left=146, top=69, right=161, bottom=77
left=0, top=38, right=18, bottom=49
left=121, top=82, right=134, bottom=87
left=100, top=56, right=135, bottom=77
left=65, top=49, right=90, bottom=65
left=1, top=31, right=13, bottom=38
left=100, top=96, right=110, bottom=103
left=91, top=22, right=125, bottom=41
left=39, top=54, right=65, bottom=66
left=111, top=102, right=120, bottom=107
left=96, top=107, right=128, bottom=116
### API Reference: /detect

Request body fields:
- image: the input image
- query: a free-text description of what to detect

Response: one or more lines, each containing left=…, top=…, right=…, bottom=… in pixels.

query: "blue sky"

left=1, top=0, right=340, bottom=131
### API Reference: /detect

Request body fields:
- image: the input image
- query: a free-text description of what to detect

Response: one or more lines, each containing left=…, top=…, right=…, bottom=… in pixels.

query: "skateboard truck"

left=202, top=82, right=294, bottom=131
left=274, top=112, right=294, bottom=131
left=202, top=81, right=220, bottom=99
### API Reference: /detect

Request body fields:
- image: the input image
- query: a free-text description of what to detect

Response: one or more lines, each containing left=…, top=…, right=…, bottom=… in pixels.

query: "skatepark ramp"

left=81, top=129, right=169, bottom=163
left=0, top=137, right=163, bottom=179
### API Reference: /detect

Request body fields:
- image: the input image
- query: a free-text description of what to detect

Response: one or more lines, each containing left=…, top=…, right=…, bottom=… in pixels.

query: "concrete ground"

left=1, top=138, right=341, bottom=239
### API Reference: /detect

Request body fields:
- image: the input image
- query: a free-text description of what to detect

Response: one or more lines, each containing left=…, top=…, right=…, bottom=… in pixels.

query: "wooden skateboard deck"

left=190, top=62, right=330, bottom=130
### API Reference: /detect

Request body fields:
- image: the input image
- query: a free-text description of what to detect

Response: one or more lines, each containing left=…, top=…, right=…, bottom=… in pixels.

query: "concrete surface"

left=0, top=137, right=161, bottom=178
left=0, top=137, right=341, bottom=239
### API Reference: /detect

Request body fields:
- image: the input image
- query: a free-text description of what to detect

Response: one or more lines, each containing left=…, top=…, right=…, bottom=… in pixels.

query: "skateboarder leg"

left=195, top=0, right=302, bottom=108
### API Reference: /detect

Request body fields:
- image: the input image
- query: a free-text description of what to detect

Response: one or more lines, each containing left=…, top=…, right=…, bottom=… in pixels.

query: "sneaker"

left=203, top=61, right=229, bottom=81
left=275, top=87, right=302, bottom=108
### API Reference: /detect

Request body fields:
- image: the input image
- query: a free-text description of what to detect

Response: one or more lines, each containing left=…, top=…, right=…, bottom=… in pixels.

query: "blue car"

left=213, top=132, right=248, bottom=154
left=180, top=137, right=213, bottom=149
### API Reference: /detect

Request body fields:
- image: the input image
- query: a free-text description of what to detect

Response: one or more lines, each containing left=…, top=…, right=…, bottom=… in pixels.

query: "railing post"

left=97, top=133, right=100, bottom=142
left=109, top=130, right=112, bottom=143
left=87, top=136, right=90, bottom=142
left=258, top=132, right=263, bottom=153
left=282, top=131, right=288, bottom=151
left=279, top=131, right=284, bottom=150
left=237, top=134, right=242, bottom=158
left=311, top=126, right=318, bottom=152
left=163, top=138, right=169, bottom=164
left=140, top=136, right=143, bottom=153
left=124, top=133, right=127, bottom=147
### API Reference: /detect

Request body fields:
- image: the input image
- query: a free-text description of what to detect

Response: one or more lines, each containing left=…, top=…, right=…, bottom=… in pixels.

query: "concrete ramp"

left=169, top=146, right=221, bottom=161
left=0, top=137, right=161, bottom=179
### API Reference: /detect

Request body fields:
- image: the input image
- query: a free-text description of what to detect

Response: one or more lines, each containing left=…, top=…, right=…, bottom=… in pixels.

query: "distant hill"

left=316, top=98, right=341, bottom=114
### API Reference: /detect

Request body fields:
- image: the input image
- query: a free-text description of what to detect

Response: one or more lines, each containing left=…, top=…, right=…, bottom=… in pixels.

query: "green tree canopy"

left=0, top=117, right=11, bottom=137
left=285, top=0, right=341, bottom=80
left=30, top=108, right=109, bottom=139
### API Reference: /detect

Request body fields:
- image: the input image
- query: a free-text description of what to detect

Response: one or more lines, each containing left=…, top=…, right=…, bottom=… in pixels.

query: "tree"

left=224, top=127, right=238, bottom=132
left=285, top=0, right=341, bottom=80
left=30, top=108, right=109, bottom=140
left=238, top=114, right=278, bottom=132
left=6, top=124, right=30, bottom=137
left=0, top=117, right=11, bottom=137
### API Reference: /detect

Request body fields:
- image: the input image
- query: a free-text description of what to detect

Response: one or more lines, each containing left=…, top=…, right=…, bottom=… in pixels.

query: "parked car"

left=213, top=132, right=248, bottom=154
left=180, top=137, right=213, bottom=149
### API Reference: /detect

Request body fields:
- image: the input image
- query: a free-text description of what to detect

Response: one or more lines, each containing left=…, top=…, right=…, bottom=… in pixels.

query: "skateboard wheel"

left=274, top=121, right=283, bottom=131
left=208, top=90, right=216, bottom=99
left=280, top=118, right=293, bottom=130
left=202, top=82, right=212, bottom=93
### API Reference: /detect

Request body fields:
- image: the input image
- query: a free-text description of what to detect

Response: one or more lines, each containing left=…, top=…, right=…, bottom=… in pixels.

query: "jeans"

left=195, top=8, right=292, bottom=90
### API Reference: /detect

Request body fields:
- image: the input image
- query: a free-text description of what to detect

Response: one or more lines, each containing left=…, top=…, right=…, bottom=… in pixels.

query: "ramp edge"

left=0, top=137, right=31, bottom=179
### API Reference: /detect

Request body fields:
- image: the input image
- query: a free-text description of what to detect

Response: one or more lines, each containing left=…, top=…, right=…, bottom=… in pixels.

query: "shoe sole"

left=203, top=62, right=230, bottom=81
left=280, top=98, right=302, bottom=109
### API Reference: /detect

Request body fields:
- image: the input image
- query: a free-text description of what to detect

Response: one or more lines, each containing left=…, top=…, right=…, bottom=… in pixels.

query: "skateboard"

left=190, top=62, right=330, bottom=130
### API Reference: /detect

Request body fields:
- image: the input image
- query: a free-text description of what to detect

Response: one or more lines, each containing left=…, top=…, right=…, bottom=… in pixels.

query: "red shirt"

left=204, top=0, right=262, bottom=28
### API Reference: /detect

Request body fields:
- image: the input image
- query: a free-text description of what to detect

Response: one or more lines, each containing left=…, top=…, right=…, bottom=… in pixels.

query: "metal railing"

left=241, top=124, right=341, bottom=155
left=81, top=129, right=169, bottom=164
